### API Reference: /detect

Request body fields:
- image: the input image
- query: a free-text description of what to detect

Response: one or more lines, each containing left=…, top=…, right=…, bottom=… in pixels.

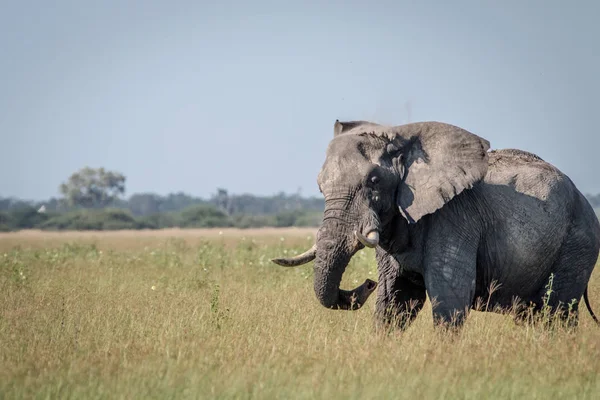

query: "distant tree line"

left=0, top=167, right=324, bottom=231
left=2, top=166, right=599, bottom=232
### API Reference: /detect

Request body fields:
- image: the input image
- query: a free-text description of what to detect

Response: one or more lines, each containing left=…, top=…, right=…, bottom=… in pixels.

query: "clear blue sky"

left=2, top=0, right=599, bottom=200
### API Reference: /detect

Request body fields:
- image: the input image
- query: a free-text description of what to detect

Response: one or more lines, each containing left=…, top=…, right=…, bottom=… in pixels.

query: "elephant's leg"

left=533, top=234, right=598, bottom=327
left=375, top=251, right=426, bottom=330
left=375, top=275, right=427, bottom=330
left=423, top=232, right=478, bottom=329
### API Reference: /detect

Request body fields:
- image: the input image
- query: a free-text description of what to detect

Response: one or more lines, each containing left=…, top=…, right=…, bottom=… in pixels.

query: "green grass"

left=1, top=230, right=600, bottom=399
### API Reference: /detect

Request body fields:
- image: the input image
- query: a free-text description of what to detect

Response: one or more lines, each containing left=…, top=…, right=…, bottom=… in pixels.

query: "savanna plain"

left=1, top=228, right=599, bottom=399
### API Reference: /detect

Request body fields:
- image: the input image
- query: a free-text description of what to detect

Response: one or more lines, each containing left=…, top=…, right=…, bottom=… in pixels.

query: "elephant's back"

left=484, top=149, right=570, bottom=203
left=476, top=149, right=575, bottom=294
left=482, top=148, right=574, bottom=232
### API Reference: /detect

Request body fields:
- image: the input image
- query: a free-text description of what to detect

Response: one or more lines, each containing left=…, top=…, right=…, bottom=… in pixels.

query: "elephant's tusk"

left=355, top=230, right=379, bottom=248
left=271, top=245, right=317, bottom=267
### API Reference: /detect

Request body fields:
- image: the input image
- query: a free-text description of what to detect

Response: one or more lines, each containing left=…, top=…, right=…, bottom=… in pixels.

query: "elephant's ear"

left=393, top=122, right=490, bottom=223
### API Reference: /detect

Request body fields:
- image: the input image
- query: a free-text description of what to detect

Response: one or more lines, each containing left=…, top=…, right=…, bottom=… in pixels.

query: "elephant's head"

left=272, top=120, right=490, bottom=310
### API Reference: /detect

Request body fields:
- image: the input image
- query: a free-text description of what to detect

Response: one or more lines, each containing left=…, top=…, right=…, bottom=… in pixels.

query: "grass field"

left=1, top=228, right=600, bottom=399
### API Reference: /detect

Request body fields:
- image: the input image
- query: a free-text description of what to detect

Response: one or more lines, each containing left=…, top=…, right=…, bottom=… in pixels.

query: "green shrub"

left=274, top=210, right=323, bottom=227
left=40, top=209, right=141, bottom=230
left=230, top=214, right=277, bottom=229
left=178, top=205, right=231, bottom=228
left=8, top=206, right=52, bottom=229
left=274, top=211, right=298, bottom=227
left=0, top=211, right=13, bottom=231
left=136, top=213, right=178, bottom=229
left=294, top=211, right=322, bottom=227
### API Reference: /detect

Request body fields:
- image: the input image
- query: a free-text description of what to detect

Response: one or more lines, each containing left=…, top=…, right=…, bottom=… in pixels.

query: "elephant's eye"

left=370, top=175, right=380, bottom=185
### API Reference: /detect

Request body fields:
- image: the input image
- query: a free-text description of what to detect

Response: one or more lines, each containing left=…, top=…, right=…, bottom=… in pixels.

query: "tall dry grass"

left=1, top=229, right=599, bottom=399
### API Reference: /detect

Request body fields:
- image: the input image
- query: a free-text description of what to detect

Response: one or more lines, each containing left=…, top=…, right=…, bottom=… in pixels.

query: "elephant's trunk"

left=313, top=224, right=377, bottom=310
left=269, top=204, right=379, bottom=310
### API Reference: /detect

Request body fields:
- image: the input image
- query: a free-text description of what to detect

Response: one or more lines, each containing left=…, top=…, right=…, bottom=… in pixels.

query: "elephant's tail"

left=584, top=286, right=600, bottom=326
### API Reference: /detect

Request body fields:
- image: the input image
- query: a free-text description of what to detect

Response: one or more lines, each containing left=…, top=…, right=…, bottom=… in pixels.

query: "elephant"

left=271, top=119, right=600, bottom=330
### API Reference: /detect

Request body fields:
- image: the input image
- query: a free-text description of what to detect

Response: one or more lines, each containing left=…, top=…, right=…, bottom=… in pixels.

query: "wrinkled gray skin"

left=272, top=120, right=600, bottom=329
